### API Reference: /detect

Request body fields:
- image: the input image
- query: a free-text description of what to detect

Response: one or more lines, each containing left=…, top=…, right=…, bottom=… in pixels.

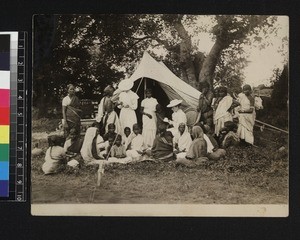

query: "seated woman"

left=80, top=126, right=105, bottom=165
left=174, top=123, right=192, bottom=159
left=126, top=124, right=146, bottom=161
left=176, top=126, right=208, bottom=167
left=201, top=124, right=226, bottom=160
left=107, top=135, right=133, bottom=164
left=63, top=128, right=83, bottom=161
left=151, top=122, right=175, bottom=161
left=42, top=135, right=67, bottom=175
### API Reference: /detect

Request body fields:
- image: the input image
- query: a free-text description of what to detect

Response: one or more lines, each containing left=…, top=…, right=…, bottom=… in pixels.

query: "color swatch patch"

left=0, top=34, right=10, bottom=197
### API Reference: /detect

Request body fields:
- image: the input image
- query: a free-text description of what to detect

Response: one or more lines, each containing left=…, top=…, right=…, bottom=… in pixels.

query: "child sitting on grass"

left=98, top=123, right=118, bottom=158
left=103, top=123, right=118, bottom=142
left=42, top=135, right=67, bottom=175
left=126, top=124, right=146, bottom=161
left=102, top=136, right=115, bottom=159
left=108, top=135, right=133, bottom=163
left=219, top=121, right=240, bottom=148
left=122, top=127, right=131, bottom=150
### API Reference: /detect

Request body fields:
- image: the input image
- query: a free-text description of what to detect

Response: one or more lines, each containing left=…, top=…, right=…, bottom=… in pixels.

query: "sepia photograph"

left=31, top=14, right=288, bottom=216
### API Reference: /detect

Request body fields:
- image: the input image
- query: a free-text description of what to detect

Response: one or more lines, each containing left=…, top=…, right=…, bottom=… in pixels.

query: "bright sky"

left=191, top=16, right=289, bottom=87
left=243, top=16, right=288, bottom=87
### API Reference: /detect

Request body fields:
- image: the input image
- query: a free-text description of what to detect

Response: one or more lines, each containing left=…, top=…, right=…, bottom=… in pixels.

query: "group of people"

left=42, top=79, right=257, bottom=174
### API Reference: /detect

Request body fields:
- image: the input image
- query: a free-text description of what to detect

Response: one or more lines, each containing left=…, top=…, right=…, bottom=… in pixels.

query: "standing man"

left=196, top=81, right=214, bottom=128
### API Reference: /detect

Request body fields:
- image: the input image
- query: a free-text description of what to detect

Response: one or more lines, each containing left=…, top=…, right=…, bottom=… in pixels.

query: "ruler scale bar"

left=0, top=32, right=26, bottom=202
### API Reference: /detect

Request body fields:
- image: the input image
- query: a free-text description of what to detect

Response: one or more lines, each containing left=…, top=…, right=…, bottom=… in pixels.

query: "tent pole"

left=144, top=78, right=147, bottom=99
left=135, top=77, right=143, bottom=94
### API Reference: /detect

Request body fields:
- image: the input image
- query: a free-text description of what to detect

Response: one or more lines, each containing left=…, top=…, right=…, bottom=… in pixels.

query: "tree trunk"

left=193, top=52, right=205, bottom=81
left=179, top=42, right=198, bottom=88
left=199, top=38, right=225, bottom=88
left=162, top=16, right=198, bottom=88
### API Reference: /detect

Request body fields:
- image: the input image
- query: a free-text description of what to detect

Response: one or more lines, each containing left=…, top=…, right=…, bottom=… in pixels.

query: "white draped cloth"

left=173, top=125, right=192, bottom=152
left=42, top=146, right=66, bottom=174
left=96, top=96, right=121, bottom=135
left=126, top=133, right=145, bottom=160
left=177, top=133, right=214, bottom=159
left=168, top=109, right=187, bottom=136
left=214, top=95, right=233, bottom=136
left=118, top=90, right=139, bottom=132
left=237, top=93, right=256, bottom=144
left=203, top=134, right=214, bottom=154
left=80, top=127, right=104, bottom=164
left=141, top=97, right=158, bottom=148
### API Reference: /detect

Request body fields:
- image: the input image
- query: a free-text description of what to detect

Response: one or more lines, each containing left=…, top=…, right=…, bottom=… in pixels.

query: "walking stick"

left=97, top=134, right=119, bottom=187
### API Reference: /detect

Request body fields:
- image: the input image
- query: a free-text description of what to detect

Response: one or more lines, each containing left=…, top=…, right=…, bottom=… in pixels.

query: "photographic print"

left=31, top=14, right=288, bottom=216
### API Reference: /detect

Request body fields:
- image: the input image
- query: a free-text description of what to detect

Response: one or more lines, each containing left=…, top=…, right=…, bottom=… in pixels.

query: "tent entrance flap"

left=129, top=51, right=201, bottom=110
left=132, top=77, right=173, bottom=125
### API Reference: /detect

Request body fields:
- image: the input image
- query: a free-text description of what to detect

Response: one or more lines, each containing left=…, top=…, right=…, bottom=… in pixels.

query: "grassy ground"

left=31, top=120, right=288, bottom=204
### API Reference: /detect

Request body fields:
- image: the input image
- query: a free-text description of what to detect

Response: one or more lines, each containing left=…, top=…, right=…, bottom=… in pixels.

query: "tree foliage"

left=271, top=64, right=288, bottom=109
left=33, top=14, right=282, bottom=117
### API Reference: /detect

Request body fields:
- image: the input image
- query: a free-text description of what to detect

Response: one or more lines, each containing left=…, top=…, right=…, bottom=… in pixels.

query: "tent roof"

left=129, top=51, right=201, bottom=110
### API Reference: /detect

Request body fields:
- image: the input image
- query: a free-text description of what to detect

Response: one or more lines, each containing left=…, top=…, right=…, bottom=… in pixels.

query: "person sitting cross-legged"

left=174, top=123, right=192, bottom=159
left=219, top=121, right=240, bottom=148
left=175, top=126, right=209, bottom=167
left=107, top=134, right=133, bottom=164
left=151, top=122, right=175, bottom=162
left=126, top=124, right=146, bottom=161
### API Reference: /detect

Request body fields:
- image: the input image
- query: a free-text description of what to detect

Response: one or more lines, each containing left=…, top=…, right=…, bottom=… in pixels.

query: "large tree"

left=33, top=14, right=279, bottom=117
left=33, top=14, right=147, bottom=117
left=135, top=15, right=277, bottom=89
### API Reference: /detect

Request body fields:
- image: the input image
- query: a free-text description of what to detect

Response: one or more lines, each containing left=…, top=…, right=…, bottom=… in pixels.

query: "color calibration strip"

left=0, top=32, right=26, bottom=202
left=0, top=34, right=10, bottom=197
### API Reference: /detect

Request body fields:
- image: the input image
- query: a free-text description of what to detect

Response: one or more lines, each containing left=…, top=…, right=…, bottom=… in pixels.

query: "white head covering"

left=80, top=127, right=103, bottom=163
left=167, top=99, right=183, bottom=108
left=118, top=79, right=134, bottom=91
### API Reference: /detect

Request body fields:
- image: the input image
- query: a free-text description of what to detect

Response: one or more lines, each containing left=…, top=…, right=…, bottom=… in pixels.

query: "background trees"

left=33, top=14, right=287, bottom=118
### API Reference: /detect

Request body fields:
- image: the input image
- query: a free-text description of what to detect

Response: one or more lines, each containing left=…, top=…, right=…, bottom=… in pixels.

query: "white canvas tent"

left=129, top=51, right=201, bottom=110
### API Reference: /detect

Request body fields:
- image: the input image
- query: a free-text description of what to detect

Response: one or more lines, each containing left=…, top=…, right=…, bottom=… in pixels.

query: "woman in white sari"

left=214, top=87, right=233, bottom=136
left=237, top=85, right=256, bottom=145
left=117, top=79, right=139, bottom=132
left=174, top=123, right=192, bottom=158
left=80, top=127, right=105, bottom=165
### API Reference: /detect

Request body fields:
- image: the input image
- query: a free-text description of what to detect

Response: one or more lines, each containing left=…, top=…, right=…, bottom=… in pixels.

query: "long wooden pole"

left=255, top=119, right=288, bottom=134
left=136, top=77, right=143, bottom=94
